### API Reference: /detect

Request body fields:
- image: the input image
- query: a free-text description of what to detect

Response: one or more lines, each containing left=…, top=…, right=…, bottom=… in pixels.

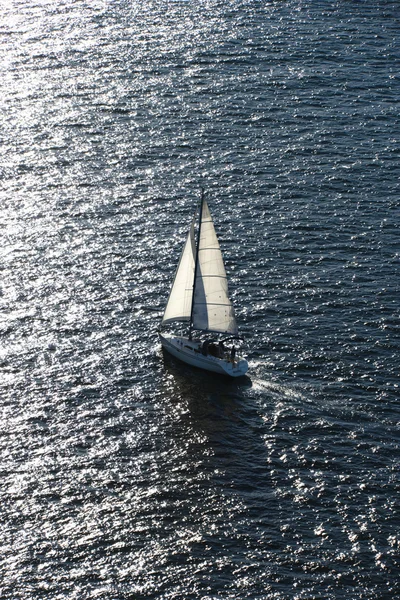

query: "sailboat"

left=159, top=190, right=248, bottom=377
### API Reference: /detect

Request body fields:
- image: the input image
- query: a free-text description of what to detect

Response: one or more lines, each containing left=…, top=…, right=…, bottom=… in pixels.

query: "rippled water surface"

left=1, top=1, right=399, bottom=598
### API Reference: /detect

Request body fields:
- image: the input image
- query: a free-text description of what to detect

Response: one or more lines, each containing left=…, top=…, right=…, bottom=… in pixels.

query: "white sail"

left=191, top=201, right=238, bottom=335
left=162, top=219, right=195, bottom=325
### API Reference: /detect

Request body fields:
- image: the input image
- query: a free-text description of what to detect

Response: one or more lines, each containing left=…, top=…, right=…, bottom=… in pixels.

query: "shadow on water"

left=159, top=349, right=256, bottom=432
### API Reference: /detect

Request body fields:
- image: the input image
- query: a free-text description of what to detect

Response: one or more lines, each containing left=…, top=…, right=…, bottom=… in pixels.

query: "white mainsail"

left=191, top=200, right=238, bottom=336
left=162, top=219, right=195, bottom=325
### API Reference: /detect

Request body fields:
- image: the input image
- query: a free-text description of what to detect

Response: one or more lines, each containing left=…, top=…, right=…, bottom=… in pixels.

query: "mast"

left=188, top=188, right=205, bottom=340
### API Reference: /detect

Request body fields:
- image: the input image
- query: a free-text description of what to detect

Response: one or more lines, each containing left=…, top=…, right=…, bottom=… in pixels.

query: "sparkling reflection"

left=1, top=0, right=399, bottom=598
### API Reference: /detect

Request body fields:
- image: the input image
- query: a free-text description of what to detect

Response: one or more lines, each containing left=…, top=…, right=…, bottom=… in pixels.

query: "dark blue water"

left=1, top=1, right=399, bottom=598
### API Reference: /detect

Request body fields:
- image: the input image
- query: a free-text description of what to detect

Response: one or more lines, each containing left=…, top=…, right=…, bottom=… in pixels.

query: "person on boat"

left=208, top=343, right=218, bottom=357
left=201, top=340, right=210, bottom=356
left=230, top=345, right=236, bottom=363
left=218, top=341, right=225, bottom=358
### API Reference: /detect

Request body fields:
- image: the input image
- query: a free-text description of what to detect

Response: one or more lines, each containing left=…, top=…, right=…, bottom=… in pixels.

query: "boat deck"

left=159, top=333, right=248, bottom=378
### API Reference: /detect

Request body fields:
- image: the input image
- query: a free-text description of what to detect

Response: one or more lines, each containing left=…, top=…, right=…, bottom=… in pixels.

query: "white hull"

left=159, top=333, right=248, bottom=378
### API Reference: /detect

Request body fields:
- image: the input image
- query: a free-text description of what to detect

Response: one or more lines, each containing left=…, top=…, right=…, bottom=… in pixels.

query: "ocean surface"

left=1, top=1, right=399, bottom=598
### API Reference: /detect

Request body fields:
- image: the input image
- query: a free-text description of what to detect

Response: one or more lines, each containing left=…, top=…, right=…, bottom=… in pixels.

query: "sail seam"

left=196, top=275, right=228, bottom=279
left=194, top=302, right=233, bottom=306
